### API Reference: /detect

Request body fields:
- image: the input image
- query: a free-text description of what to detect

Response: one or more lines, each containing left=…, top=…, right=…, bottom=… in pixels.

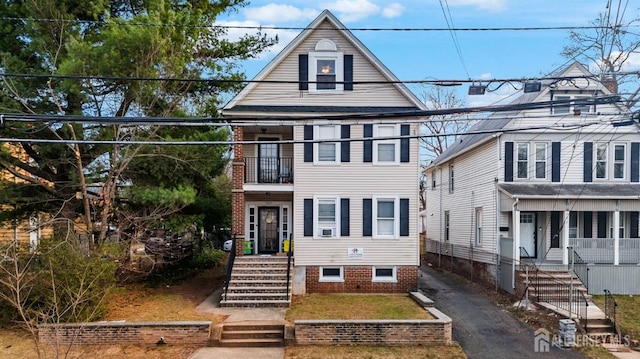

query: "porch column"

left=614, top=209, right=620, bottom=265
left=563, top=210, right=570, bottom=265
left=232, top=126, right=246, bottom=256
left=513, top=208, right=520, bottom=264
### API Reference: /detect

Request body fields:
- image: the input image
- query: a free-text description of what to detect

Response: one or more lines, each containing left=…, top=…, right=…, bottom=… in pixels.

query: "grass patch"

left=286, top=344, right=466, bottom=359
left=286, top=294, right=433, bottom=321
left=591, top=294, right=640, bottom=344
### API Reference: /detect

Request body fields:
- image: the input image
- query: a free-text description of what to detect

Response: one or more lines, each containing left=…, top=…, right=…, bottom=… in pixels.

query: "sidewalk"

left=188, top=288, right=286, bottom=359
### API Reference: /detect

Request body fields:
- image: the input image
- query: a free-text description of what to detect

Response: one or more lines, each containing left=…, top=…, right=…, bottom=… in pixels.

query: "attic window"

left=309, top=39, right=343, bottom=93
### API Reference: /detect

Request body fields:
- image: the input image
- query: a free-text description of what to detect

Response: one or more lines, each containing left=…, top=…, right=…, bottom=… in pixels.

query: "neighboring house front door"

left=520, top=212, right=537, bottom=258
left=259, top=207, right=279, bottom=253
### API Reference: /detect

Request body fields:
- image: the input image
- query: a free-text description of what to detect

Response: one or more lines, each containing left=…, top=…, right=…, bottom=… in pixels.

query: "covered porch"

left=499, top=183, right=640, bottom=266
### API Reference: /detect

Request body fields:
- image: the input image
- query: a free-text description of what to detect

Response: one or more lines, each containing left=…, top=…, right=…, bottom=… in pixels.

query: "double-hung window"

left=535, top=143, right=547, bottom=179
left=475, top=208, right=483, bottom=245
left=517, top=143, right=529, bottom=179
left=374, top=196, right=398, bottom=238
left=315, top=125, right=339, bottom=163
left=309, top=40, right=343, bottom=93
left=613, top=144, right=625, bottom=179
left=596, top=143, right=608, bottom=179
left=374, top=124, right=399, bottom=163
left=449, top=164, right=454, bottom=193
left=316, top=197, right=338, bottom=238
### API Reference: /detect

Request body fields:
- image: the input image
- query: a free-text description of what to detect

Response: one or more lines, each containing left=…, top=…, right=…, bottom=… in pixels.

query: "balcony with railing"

left=244, top=157, right=294, bottom=184
left=569, top=237, right=640, bottom=264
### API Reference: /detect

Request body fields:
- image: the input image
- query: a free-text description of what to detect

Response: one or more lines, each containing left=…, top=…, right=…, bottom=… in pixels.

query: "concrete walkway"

left=188, top=288, right=286, bottom=359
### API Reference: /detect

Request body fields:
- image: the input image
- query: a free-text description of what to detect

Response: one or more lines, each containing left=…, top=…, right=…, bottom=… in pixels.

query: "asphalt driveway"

left=419, top=266, right=587, bottom=359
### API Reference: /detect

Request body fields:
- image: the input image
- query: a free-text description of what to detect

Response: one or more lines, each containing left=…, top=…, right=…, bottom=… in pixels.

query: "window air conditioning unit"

left=319, top=228, right=335, bottom=237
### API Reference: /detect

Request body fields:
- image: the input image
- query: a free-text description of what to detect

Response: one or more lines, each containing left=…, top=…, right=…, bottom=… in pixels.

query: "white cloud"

left=320, top=0, right=380, bottom=22
left=382, top=3, right=405, bottom=18
left=244, top=4, right=318, bottom=23
left=478, top=73, right=493, bottom=80
left=217, top=20, right=299, bottom=59
left=446, top=0, right=506, bottom=12
left=590, top=51, right=640, bottom=73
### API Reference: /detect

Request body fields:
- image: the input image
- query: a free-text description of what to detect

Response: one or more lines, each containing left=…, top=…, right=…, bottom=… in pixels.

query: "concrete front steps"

left=220, top=255, right=292, bottom=308
left=215, top=321, right=286, bottom=347
left=519, top=270, right=590, bottom=302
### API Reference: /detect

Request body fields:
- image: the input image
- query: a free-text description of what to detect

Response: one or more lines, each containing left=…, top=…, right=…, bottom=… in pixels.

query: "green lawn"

left=591, top=294, right=640, bottom=344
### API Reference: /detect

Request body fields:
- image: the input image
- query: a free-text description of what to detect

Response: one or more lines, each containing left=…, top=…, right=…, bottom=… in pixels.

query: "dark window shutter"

left=400, top=198, right=409, bottom=236
left=631, top=142, right=639, bottom=183
left=304, top=199, right=313, bottom=236
left=341, top=198, right=350, bottom=236
left=584, top=142, right=593, bottom=182
left=363, top=124, right=373, bottom=162
left=631, top=212, right=639, bottom=238
left=583, top=212, right=593, bottom=238
left=550, top=211, right=561, bottom=248
left=344, top=54, right=353, bottom=91
left=400, top=124, right=410, bottom=163
left=363, top=199, right=372, bottom=236
left=299, top=54, right=308, bottom=90
left=504, top=142, right=514, bottom=182
left=304, top=125, right=313, bottom=162
left=597, top=212, right=607, bottom=238
left=552, top=142, right=561, bottom=182
left=341, top=125, right=350, bottom=162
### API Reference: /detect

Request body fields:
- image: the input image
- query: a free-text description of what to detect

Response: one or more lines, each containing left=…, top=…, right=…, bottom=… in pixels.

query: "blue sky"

left=219, top=0, right=639, bottom=106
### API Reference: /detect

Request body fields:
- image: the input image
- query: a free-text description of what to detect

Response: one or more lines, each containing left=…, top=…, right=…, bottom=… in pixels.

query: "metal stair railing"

left=569, top=246, right=589, bottom=291
left=285, top=236, right=293, bottom=301
left=223, top=237, right=237, bottom=301
left=604, top=289, right=618, bottom=335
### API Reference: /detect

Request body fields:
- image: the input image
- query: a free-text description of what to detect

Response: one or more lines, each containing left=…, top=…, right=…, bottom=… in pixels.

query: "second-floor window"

left=614, top=144, right=625, bottom=179
left=517, top=143, right=529, bottom=179
left=315, top=125, right=339, bottom=164
left=449, top=164, right=454, bottom=192
left=374, top=124, right=399, bottom=163
left=596, top=143, right=608, bottom=179
left=535, top=143, right=547, bottom=179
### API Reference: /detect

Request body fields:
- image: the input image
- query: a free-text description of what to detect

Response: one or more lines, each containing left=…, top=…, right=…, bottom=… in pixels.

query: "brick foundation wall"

left=38, top=321, right=211, bottom=346
left=294, top=308, right=452, bottom=346
left=306, top=265, right=418, bottom=294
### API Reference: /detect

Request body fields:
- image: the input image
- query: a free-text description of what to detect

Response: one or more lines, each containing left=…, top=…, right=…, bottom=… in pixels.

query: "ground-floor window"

left=319, top=266, right=343, bottom=282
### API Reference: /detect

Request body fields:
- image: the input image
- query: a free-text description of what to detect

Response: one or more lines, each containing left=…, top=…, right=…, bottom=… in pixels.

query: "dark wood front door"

left=259, top=207, right=279, bottom=253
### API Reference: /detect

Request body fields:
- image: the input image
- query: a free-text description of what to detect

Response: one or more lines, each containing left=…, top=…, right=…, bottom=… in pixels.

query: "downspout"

left=511, top=197, right=520, bottom=291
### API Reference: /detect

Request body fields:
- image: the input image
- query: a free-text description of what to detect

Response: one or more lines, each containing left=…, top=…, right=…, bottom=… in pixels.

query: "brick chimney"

left=603, top=78, right=618, bottom=94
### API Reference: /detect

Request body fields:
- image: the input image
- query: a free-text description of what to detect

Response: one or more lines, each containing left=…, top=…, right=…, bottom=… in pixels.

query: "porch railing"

left=533, top=269, right=589, bottom=329
left=223, top=237, right=237, bottom=301
left=570, top=237, right=640, bottom=264
left=244, top=157, right=294, bottom=184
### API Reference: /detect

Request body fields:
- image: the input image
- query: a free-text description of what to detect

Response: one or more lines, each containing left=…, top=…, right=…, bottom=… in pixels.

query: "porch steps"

left=217, top=321, right=285, bottom=347
left=518, top=270, right=590, bottom=301
left=220, top=256, right=292, bottom=308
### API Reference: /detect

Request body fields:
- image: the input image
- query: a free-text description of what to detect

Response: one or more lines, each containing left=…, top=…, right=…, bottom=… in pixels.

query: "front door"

left=520, top=212, right=537, bottom=258
left=258, top=207, right=279, bottom=254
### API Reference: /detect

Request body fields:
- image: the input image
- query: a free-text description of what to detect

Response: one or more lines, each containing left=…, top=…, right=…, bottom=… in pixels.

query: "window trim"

left=313, top=195, right=341, bottom=239
left=373, top=124, right=400, bottom=164
left=475, top=207, right=483, bottom=246
left=534, top=142, right=547, bottom=179
left=613, top=143, right=626, bottom=180
left=308, top=51, right=344, bottom=93
left=449, top=164, right=454, bottom=193
left=313, top=124, right=340, bottom=164
left=595, top=143, right=608, bottom=180
left=319, top=266, right=344, bottom=282
left=372, top=266, right=397, bottom=283
left=373, top=195, right=399, bottom=239
left=516, top=142, right=529, bottom=179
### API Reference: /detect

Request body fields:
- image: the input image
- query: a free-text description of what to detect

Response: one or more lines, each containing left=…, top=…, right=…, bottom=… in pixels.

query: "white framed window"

left=574, top=96, right=591, bottom=114
left=535, top=143, right=547, bottom=179
left=613, top=144, right=626, bottom=179
left=475, top=208, right=483, bottom=245
left=554, top=95, right=571, bottom=114
left=372, top=266, right=397, bottom=283
left=373, top=196, right=399, bottom=238
left=517, top=143, right=529, bottom=179
left=553, top=95, right=592, bottom=114
left=444, top=211, right=450, bottom=241
left=569, top=211, right=578, bottom=239
left=373, top=124, right=399, bottom=163
left=619, top=213, right=625, bottom=238
left=449, top=164, right=454, bottom=193
left=595, top=143, right=608, bottom=179
left=314, top=196, right=340, bottom=238
left=309, top=41, right=344, bottom=93
left=314, top=125, right=340, bottom=164
left=431, top=171, right=436, bottom=190
left=320, top=266, right=343, bottom=282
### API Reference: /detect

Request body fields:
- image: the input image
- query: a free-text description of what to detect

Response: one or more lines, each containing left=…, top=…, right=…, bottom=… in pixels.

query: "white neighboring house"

left=424, top=62, right=640, bottom=294
left=223, top=10, right=426, bottom=294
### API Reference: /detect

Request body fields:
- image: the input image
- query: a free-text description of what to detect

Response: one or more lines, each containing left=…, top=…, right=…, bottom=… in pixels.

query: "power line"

left=1, top=16, right=634, bottom=32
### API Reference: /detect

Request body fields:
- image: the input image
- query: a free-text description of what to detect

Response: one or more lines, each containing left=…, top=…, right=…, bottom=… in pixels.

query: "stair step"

left=222, top=329, right=283, bottom=340
left=224, top=293, right=289, bottom=300
left=220, top=299, right=290, bottom=308
left=218, top=338, right=284, bottom=347
left=226, top=286, right=289, bottom=293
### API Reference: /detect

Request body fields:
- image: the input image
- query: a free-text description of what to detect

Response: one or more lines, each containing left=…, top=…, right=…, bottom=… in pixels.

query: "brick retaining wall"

left=294, top=307, right=452, bottom=346
left=38, top=321, right=211, bottom=346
